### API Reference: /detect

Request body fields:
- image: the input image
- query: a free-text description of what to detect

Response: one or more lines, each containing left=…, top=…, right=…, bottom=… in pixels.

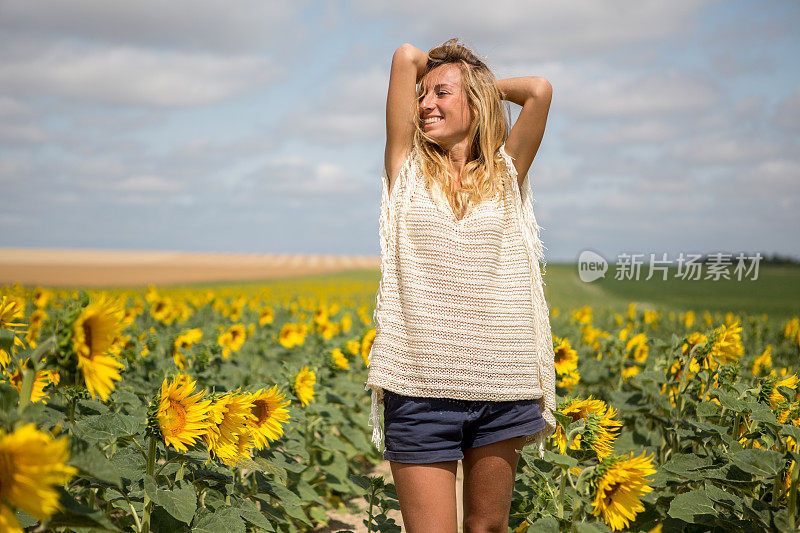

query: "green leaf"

left=542, top=450, right=578, bottom=469
left=704, top=482, right=743, bottom=512
left=156, top=480, right=197, bottom=524
left=728, top=449, right=784, bottom=477
left=68, top=438, right=122, bottom=487
left=192, top=507, right=246, bottom=533
left=530, top=515, right=559, bottom=533
left=667, top=489, right=716, bottom=524
left=661, top=453, right=713, bottom=475
left=233, top=497, right=274, bottom=532
left=0, top=328, right=14, bottom=352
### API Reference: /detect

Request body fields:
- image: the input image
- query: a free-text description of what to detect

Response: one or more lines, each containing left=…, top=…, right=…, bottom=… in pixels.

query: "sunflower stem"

left=17, top=366, right=35, bottom=413
left=788, top=449, right=799, bottom=529
left=557, top=466, right=566, bottom=519
left=142, top=436, right=158, bottom=533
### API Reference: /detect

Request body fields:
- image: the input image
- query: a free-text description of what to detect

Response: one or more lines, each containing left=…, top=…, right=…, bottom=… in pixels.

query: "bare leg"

left=462, top=436, right=526, bottom=533
left=389, top=460, right=459, bottom=533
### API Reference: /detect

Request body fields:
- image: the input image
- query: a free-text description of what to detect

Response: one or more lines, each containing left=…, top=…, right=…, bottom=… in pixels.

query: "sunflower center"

left=0, top=450, right=15, bottom=498
left=253, top=400, right=271, bottom=424
left=604, top=481, right=621, bottom=501
left=161, top=401, right=187, bottom=435
left=83, top=323, right=93, bottom=354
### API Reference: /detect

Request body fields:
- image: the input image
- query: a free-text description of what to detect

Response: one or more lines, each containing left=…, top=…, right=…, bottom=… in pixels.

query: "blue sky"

left=1, top=0, right=798, bottom=262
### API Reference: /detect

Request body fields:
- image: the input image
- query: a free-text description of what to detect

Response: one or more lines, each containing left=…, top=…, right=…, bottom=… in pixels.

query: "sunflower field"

left=1, top=270, right=799, bottom=532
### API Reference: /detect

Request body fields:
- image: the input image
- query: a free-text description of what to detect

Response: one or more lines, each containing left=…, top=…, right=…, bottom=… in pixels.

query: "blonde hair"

left=413, top=38, right=513, bottom=219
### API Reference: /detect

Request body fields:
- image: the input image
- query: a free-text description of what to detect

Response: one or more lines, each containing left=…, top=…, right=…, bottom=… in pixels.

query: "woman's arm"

left=496, top=76, right=553, bottom=187
left=385, top=44, right=428, bottom=192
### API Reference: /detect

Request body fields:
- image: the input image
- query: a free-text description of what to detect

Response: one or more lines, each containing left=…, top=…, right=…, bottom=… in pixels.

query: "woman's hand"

left=496, top=76, right=550, bottom=106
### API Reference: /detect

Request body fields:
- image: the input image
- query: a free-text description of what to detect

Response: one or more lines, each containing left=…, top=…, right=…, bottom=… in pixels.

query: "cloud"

left=557, top=68, right=721, bottom=118
left=0, top=0, right=311, bottom=52
left=0, top=44, right=279, bottom=107
left=279, top=67, right=387, bottom=144
left=257, top=155, right=365, bottom=196
left=114, top=175, right=186, bottom=194
left=772, top=84, right=800, bottom=132
left=351, top=0, right=713, bottom=60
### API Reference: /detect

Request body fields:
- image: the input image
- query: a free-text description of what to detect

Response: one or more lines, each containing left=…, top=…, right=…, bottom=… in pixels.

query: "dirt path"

left=317, top=460, right=465, bottom=532
left=0, top=248, right=379, bottom=287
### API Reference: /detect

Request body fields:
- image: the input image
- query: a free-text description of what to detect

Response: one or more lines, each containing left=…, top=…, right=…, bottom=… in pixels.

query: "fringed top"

left=364, top=143, right=557, bottom=458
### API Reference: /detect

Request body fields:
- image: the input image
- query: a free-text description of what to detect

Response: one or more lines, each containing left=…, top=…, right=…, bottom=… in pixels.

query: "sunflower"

left=625, top=333, right=648, bottom=363
left=590, top=451, right=656, bottom=531
left=707, top=322, right=744, bottom=369
left=553, top=336, right=578, bottom=376
left=258, top=306, right=274, bottom=325
left=217, top=324, right=246, bottom=359
left=552, top=396, right=623, bottom=460
left=32, top=288, right=51, bottom=309
left=0, top=295, right=26, bottom=329
left=155, top=376, right=212, bottom=452
left=360, top=328, right=376, bottom=367
left=204, top=391, right=256, bottom=465
left=72, top=295, right=127, bottom=401
left=174, top=328, right=203, bottom=351
left=0, top=423, right=78, bottom=531
left=24, top=309, right=48, bottom=349
left=245, top=386, right=291, bottom=449
left=557, top=370, right=580, bottom=392
left=4, top=360, right=60, bottom=404
left=293, top=366, right=316, bottom=407
left=331, top=348, right=349, bottom=370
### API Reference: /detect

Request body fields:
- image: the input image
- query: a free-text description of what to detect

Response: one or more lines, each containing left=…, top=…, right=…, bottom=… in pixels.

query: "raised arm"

left=497, top=76, right=552, bottom=189
left=385, top=43, right=428, bottom=195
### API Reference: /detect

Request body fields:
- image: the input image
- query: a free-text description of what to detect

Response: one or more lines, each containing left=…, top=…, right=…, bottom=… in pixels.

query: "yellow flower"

left=752, top=344, right=772, bottom=376
left=708, top=321, right=744, bottom=369
left=204, top=391, right=256, bottom=466
left=331, top=348, right=349, bottom=370
left=258, top=306, right=274, bottom=325
left=553, top=336, right=578, bottom=376
left=32, top=288, right=51, bottom=309
left=590, top=452, right=656, bottom=531
left=784, top=317, right=800, bottom=339
left=361, top=328, right=376, bottom=367
left=72, top=295, right=127, bottom=401
left=625, top=333, right=648, bottom=362
left=573, top=306, right=593, bottom=325
left=0, top=424, right=78, bottom=530
left=4, top=360, right=60, bottom=404
left=278, top=323, right=305, bottom=348
left=622, top=366, right=640, bottom=380
left=156, top=376, right=212, bottom=452
left=174, top=328, right=203, bottom=351
left=557, top=370, right=581, bottom=392
left=217, top=324, right=246, bottom=359
left=346, top=339, right=361, bottom=356
left=683, top=310, right=695, bottom=328
left=293, top=366, right=316, bottom=407
left=245, top=386, right=291, bottom=449
left=552, top=396, right=622, bottom=460
left=0, top=295, right=26, bottom=329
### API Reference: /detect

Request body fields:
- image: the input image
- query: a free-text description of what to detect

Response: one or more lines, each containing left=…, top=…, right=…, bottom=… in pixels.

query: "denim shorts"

left=381, top=389, right=546, bottom=464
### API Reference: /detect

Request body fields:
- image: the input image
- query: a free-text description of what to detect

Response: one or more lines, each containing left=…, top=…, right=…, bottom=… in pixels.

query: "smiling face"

left=419, top=63, right=474, bottom=148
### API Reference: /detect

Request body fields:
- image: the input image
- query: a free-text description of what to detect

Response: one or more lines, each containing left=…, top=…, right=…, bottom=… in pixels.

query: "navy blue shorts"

left=381, top=389, right=546, bottom=464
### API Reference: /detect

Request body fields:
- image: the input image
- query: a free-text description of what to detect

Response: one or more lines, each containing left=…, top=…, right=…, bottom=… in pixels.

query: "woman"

left=365, top=38, right=557, bottom=532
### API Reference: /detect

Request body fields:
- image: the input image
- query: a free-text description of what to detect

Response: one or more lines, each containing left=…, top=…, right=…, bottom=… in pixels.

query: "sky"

left=1, top=0, right=798, bottom=262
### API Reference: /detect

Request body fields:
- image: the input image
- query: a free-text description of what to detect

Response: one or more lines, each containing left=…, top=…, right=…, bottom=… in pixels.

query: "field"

left=1, top=255, right=799, bottom=532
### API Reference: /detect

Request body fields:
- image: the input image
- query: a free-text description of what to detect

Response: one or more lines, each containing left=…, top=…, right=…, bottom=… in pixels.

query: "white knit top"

left=365, top=143, right=557, bottom=458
